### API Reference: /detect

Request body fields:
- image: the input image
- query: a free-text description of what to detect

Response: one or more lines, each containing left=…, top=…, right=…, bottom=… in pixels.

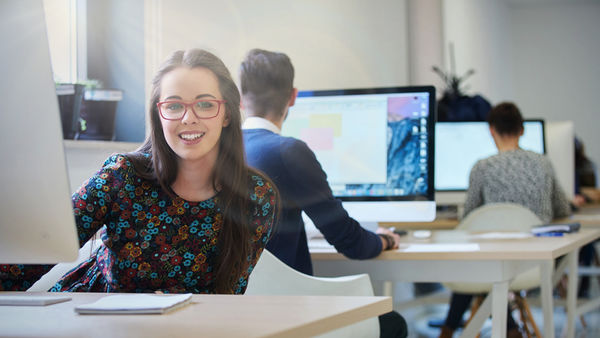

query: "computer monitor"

left=0, top=0, right=79, bottom=263
left=434, top=120, right=546, bottom=206
left=545, top=121, right=575, bottom=201
left=282, top=86, right=436, bottom=223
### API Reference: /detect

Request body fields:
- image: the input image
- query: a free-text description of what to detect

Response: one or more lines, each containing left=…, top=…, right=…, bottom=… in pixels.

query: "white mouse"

left=413, top=230, right=432, bottom=239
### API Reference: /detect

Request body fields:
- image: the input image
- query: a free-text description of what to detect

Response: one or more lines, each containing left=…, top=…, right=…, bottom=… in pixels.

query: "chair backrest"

left=27, top=238, right=103, bottom=292
left=245, top=249, right=379, bottom=338
left=458, top=203, right=542, bottom=232
left=445, top=203, right=544, bottom=293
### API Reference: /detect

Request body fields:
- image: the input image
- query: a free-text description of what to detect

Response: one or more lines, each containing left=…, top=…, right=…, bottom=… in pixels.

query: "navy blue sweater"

left=243, top=128, right=382, bottom=275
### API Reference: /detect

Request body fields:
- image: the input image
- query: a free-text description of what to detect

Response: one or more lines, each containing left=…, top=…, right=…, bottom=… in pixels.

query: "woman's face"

left=158, top=67, right=229, bottom=165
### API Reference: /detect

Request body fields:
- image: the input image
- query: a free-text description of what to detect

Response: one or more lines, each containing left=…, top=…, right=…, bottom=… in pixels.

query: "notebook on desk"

left=531, top=222, right=581, bottom=235
left=75, top=293, right=192, bottom=315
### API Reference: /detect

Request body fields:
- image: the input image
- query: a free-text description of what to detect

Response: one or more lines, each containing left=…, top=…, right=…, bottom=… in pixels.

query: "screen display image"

left=282, top=86, right=436, bottom=222
left=435, top=120, right=545, bottom=192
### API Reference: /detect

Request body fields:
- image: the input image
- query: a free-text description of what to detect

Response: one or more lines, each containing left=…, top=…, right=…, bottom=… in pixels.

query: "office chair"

left=443, top=203, right=544, bottom=338
left=27, top=237, right=103, bottom=292
left=245, top=249, right=379, bottom=338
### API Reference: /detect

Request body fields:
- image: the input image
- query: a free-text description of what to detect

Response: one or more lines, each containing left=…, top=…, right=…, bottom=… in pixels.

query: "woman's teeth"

left=180, top=132, right=205, bottom=140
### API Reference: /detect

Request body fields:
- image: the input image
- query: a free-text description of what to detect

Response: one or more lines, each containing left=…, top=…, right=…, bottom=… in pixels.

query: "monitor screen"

left=0, top=0, right=79, bottom=263
left=282, top=86, right=436, bottom=222
left=435, top=120, right=546, bottom=192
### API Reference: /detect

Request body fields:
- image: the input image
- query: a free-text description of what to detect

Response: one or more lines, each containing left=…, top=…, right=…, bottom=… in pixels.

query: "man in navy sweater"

left=240, top=48, right=407, bottom=338
left=239, top=49, right=401, bottom=275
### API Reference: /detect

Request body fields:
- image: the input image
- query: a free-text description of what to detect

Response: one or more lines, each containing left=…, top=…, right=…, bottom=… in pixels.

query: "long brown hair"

left=129, top=49, right=264, bottom=293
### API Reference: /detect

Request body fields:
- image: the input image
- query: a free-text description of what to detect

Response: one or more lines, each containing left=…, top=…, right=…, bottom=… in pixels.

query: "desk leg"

left=566, top=251, right=578, bottom=338
left=460, top=293, right=491, bottom=338
left=491, top=280, right=509, bottom=338
left=541, top=260, right=555, bottom=338
left=382, top=281, right=393, bottom=297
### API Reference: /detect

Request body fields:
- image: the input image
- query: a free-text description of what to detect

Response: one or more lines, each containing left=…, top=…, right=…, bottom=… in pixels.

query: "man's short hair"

left=239, top=49, right=294, bottom=118
left=487, top=102, right=524, bottom=136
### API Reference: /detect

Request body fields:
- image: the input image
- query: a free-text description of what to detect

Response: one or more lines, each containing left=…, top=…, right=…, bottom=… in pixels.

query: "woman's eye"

left=196, top=101, right=214, bottom=110
left=167, top=103, right=183, bottom=110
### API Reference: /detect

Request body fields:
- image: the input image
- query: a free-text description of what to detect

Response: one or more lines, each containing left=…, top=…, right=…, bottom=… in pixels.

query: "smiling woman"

left=1, top=49, right=279, bottom=295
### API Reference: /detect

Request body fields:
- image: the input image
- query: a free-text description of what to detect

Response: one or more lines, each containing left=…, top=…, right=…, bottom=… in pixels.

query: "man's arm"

left=281, top=140, right=384, bottom=259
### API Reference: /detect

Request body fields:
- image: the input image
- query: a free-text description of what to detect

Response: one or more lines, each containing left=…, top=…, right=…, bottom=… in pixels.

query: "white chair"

left=443, top=203, right=544, bottom=336
left=27, top=237, right=103, bottom=292
left=245, top=249, right=380, bottom=338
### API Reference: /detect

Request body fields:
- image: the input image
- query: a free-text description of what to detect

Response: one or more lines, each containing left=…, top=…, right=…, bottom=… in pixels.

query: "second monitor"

left=435, top=120, right=545, bottom=206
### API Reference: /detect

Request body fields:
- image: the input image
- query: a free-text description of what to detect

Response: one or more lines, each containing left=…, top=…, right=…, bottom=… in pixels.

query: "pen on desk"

left=534, top=232, right=564, bottom=237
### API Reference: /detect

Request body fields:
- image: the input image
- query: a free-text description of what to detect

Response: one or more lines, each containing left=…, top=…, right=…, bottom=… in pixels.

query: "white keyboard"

left=308, top=238, right=335, bottom=250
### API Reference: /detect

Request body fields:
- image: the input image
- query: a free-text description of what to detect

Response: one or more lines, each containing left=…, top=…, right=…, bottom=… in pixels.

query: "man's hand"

left=376, top=227, right=402, bottom=250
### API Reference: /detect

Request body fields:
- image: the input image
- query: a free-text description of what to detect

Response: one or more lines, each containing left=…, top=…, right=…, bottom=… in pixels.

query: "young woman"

left=1, top=49, right=278, bottom=294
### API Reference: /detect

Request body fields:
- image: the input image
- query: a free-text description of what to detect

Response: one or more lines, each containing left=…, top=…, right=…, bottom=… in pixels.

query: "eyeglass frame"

left=156, top=99, right=227, bottom=121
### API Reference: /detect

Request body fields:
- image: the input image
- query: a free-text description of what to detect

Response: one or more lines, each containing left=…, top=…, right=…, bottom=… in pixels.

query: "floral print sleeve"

left=72, top=154, right=130, bottom=245
left=233, top=174, right=277, bottom=294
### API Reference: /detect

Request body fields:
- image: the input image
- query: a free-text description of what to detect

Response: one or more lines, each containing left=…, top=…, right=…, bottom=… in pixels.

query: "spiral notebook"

left=75, top=293, right=192, bottom=315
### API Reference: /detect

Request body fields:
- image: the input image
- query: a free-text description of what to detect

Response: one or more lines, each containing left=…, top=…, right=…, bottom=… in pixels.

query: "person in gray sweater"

left=440, top=102, right=571, bottom=338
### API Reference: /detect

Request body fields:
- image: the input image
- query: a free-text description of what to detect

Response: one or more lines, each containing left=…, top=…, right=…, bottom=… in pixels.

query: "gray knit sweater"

left=464, top=149, right=571, bottom=223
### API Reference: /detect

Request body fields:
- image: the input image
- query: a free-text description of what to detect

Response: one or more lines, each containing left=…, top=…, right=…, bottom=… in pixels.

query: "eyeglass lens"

left=160, top=100, right=221, bottom=119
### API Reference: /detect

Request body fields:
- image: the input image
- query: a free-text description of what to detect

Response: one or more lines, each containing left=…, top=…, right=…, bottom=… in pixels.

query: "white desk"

left=311, top=228, right=600, bottom=338
left=0, top=292, right=391, bottom=338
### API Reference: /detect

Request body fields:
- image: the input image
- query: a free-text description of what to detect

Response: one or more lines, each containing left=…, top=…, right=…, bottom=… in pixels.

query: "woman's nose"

left=181, top=107, right=199, bottom=124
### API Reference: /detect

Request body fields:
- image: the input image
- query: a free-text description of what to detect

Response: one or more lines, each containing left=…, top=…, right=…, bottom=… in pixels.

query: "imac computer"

left=435, top=120, right=546, bottom=207
left=0, top=0, right=79, bottom=264
left=282, top=86, right=436, bottom=224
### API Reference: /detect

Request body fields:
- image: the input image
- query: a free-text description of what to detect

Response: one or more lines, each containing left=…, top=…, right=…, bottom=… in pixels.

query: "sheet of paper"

left=469, top=232, right=533, bottom=239
left=404, top=243, right=480, bottom=252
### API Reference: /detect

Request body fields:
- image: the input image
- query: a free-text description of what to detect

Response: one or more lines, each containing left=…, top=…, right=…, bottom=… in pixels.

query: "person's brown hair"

left=239, top=48, right=294, bottom=118
left=487, top=102, right=524, bottom=136
left=128, top=49, right=269, bottom=293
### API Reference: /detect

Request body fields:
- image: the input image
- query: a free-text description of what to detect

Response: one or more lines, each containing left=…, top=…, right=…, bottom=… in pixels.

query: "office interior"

left=22, top=0, right=600, bottom=337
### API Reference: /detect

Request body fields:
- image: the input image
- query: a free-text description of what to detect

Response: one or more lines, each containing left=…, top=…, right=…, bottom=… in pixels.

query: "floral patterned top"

left=0, top=154, right=276, bottom=294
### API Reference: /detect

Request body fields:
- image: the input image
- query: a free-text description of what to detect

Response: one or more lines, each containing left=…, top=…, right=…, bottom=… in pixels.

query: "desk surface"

left=380, top=203, right=600, bottom=230
left=0, top=292, right=391, bottom=338
left=311, top=227, right=600, bottom=338
left=567, top=203, right=600, bottom=227
left=312, top=228, right=600, bottom=261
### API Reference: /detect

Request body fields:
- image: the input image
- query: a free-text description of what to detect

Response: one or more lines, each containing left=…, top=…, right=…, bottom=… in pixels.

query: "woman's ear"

left=222, top=114, right=231, bottom=127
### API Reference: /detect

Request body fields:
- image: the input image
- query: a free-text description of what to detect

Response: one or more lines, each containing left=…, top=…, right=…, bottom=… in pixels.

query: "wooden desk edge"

left=267, top=296, right=392, bottom=338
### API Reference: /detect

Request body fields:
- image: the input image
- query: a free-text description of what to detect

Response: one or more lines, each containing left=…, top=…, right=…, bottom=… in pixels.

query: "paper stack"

left=75, top=293, right=192, bottom=315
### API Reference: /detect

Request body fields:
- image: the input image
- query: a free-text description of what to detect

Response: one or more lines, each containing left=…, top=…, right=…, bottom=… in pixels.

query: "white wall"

left=43, top=0, right=75, bottom=82
left=407, top=0, right=445, bottom=92
left=147, top=0, right=409, bottom=91
left=442, top=0, right=515, bottom=103
left=511, top=1, right=600, bottom=172
left=441, top=0, right=600, bottom=187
